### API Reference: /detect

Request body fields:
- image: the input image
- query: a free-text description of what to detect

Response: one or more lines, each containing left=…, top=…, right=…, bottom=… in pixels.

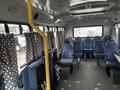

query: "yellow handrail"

left=27, top=0, right=51, bottom=90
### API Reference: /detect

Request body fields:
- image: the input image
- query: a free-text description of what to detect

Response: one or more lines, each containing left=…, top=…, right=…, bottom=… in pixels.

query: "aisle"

left=57, top=60, right=120, bottom=90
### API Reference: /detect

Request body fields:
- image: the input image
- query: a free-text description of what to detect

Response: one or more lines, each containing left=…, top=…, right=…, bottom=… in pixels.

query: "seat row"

left=74, top=36, right=120, bottom=73
left=19, top=49, right=60, bottom=90
left=58, top=36, right=120, bottom=82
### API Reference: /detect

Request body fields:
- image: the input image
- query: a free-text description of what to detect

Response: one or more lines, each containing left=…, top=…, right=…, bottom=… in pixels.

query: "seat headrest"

left=103, top=35, right=112, bottom=40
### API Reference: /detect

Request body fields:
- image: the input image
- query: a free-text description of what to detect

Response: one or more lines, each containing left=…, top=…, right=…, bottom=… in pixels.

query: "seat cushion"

left=73, top=53, right=82, bottom=58
left=58, top=59, right=73, bottom=65
left=94, top=53, right=105, bottom=59
left=106, top=60, right=120, bottom=69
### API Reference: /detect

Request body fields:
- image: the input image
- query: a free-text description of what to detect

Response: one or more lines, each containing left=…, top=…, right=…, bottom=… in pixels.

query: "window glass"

left=39, top=26, right=44, bottom=32
left=54, top=28, right=57, bottom=48
left=0, top=24, right=5, bottom=34
left=115, top=23, right=120, bottom=47
left=73, top=26, right=103, bottom=37
left=44, top=26, right=48, bottom=36
left=21, top=25, right=30, bottom=33
left=49, top=27, right=53, bottom=31
left=8, top=24, right=20, bottom=34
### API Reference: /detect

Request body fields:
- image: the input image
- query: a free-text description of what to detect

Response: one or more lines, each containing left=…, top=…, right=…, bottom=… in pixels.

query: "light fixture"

left=70, top=7, right=106, bottom=14
left=70, top=0, right=107, bottom=6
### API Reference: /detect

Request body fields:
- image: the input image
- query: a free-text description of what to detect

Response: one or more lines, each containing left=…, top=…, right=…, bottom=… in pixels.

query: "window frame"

left=73, top=25, right=104, bottom=38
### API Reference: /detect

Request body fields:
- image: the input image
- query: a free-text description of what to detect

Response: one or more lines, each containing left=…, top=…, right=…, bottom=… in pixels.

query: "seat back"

left=83, top=38, right=92, bottom=50
left=61, top=43, right=73, bottom=59
left=20, top=58, right=44, bottom=89
left=68, top=37, right=74, bottom=47
left=92, top=37, right=101, bottom=50
left=73, top=39, right=82, bottom=53
left=103, top=35, right=112, bottom=47
left=94, top=40, right=105, bottom=54
left=106, top=40, right=119, bottom=60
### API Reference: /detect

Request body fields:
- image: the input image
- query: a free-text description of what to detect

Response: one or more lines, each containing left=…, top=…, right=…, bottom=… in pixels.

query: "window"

left=73, top=26, right=103, bottom=37
left=21, top=25, right=30, bottom=33
left=8, top=24, right=20, bottom=34
left=39, top=26, right=44, bottom=32
left=114, top=23, right=120, bottom=47
left=0, top=24, right=5, bottom=34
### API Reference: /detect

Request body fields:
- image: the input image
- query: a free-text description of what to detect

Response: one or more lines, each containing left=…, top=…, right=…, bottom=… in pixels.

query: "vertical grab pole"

left=27, top=0, right=51, bottom=90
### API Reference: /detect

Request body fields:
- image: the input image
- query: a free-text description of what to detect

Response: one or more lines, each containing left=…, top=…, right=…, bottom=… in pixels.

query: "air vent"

left=91, top=3, right=110, bottom=8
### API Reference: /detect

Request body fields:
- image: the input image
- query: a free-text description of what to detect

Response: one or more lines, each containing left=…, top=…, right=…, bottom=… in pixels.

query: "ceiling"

left=29, top=0, right=120, bottom=24
left=0, top=0, right=120, bottom=26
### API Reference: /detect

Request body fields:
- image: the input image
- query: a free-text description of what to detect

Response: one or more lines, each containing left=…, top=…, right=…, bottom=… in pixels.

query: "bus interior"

left=0, top=0, right=120, bottom=90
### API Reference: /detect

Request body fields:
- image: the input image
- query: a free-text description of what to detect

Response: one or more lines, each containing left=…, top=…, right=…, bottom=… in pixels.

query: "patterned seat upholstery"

left=0, top=34, right=19, bottom=90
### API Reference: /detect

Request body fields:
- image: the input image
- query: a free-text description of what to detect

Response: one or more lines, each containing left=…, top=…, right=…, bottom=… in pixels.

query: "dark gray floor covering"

left=57, top=60, right=120, bottom=90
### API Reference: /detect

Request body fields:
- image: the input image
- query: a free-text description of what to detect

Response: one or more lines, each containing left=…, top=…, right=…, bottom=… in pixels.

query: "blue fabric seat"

left=59, top=59, right=73, bottom=65
left=106, top=60, right=120, bottom=69
left=103, top=35, right=112, bottom=48
left=58, top=40, right=80, bottom=76
left=105, top=40, right=120, bottom=75
left=82, top=38, right=93, bottom=58
left=73, top=39, right=82, bottom=58
left=94, top=40, right=105, bottom=59
left=20, top=58, right=44, bottom=90
left=92, top=36, right=101, bottom=50
left=94, top=40, right=105, bottom=65
left=68, top=37, right=74, bottom=47
left=58, top=43, right=73, bottom=65
left=83, top=38, right=93, bottom=51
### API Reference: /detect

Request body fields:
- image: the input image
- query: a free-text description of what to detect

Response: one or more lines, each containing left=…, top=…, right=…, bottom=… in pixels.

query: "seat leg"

left=84, top=52, right=86, bottom=59
left=97, top=60, right=100, bottom=66
left=106, top=67, right=110, bottom=77
left=90, top=52, right=91, bottom=59
left=70, top=65, right=73, bottom=73
left=77, top=58, right=80, bottom=70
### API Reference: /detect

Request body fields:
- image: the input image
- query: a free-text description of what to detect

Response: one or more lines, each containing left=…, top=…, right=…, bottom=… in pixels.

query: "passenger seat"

left=94, top=40, right=105, bottom=65
left=58, top=39, right=79, bottom=78
left=105, top=40, right=120, bottom=76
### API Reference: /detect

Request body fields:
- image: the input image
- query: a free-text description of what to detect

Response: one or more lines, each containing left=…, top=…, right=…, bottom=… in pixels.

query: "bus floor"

left=57, top=59, right=120, bottom=90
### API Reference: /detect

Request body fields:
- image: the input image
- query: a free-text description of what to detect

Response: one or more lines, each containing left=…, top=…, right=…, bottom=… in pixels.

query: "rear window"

left=73, top=26, right=103, bottom=37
